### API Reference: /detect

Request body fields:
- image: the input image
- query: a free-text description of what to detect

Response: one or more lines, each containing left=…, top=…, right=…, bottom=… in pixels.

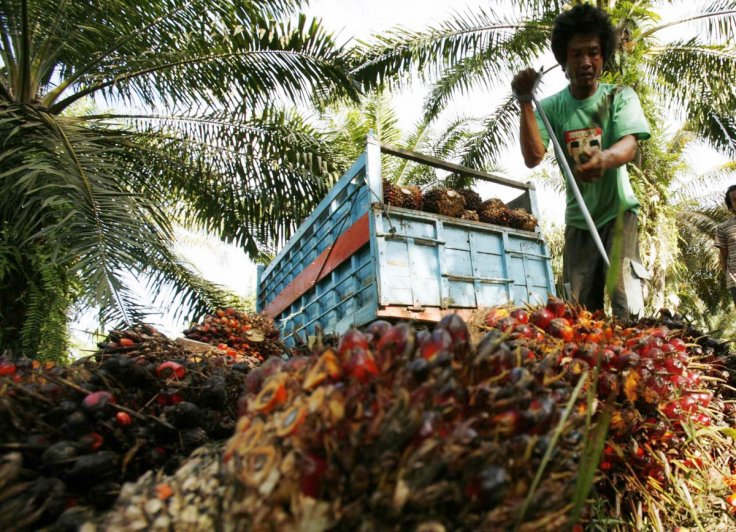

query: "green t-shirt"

left=535, top=83, right=651, bottom=229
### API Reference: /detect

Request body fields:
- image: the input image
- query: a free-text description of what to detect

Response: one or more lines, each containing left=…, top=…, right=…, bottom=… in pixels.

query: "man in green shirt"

left=511, top=4, right=651, bottom=319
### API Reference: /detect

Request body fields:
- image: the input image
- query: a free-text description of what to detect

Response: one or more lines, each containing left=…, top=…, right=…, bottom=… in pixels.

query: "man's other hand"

left=575, top=150, right=608, bottom=182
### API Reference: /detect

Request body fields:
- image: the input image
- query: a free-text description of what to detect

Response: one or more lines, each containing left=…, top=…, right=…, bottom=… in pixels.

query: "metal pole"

left=531, top=93, right=610, bottom=266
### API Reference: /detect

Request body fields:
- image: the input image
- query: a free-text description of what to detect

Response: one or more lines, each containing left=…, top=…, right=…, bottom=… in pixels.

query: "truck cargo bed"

left=257, top=136, right=555, bottom=344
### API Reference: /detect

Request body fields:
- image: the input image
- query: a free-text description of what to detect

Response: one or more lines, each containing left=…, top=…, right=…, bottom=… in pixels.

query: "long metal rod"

left=378, top=142, right=534, bottom=191
left=531, top=94, right=610, bottom=266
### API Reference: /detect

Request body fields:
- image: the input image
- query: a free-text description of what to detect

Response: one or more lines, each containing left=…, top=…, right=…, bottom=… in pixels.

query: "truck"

left=256, top=135, right=555, bottom=345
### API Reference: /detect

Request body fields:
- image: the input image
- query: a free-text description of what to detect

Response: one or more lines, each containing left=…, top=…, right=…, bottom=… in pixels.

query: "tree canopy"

left=0, top=0, right=358, bottom=357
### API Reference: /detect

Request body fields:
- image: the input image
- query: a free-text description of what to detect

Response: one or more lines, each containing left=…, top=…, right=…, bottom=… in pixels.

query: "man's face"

left=728, top=190, right=736, bottom=211
left=565, top=34, right=604, bottom=96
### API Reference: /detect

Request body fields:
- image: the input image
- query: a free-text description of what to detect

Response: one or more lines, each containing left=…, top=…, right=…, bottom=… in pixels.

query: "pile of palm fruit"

left=382, top=179, right=538, bottom=231
left=0, top=311, right=286, bottom=530
left=182, top=307, right=285, bottom=362
left=95, top=299, right=735, bottom=530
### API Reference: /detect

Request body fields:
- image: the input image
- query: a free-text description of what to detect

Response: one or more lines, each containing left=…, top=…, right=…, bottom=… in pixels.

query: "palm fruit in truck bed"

left=478, top=198, right=511, bottom=226
left=422, top=187, right=466, bottom=218
left=458, top=188, right=483, bottom=212
left=508, top=208, right=537, bottom=231
left=383, top=180, right=423, bottom=210
left=461, top=209, right=480, bottom=221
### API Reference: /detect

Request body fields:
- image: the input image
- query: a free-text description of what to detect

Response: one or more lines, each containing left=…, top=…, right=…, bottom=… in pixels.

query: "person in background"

left=510, top=4, right=651, bottom=320
left=715, top=185, right=736, bottom=307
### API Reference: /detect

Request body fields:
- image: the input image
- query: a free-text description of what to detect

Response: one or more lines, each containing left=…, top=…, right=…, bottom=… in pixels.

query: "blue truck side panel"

left=257, top=138, right=555, bottom=345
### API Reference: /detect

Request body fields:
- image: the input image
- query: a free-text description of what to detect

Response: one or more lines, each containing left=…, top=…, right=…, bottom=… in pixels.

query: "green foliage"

left=0, top=0, right=358, bottom=356
left=321, top=90, right=483, bottom=188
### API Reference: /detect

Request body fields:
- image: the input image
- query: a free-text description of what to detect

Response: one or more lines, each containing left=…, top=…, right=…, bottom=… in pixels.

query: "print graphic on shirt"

left=564, top=127, right=602, bottom=165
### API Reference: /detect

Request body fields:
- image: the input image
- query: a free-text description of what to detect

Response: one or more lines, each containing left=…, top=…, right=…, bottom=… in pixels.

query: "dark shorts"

left=562, top=211, right=648, bottom=319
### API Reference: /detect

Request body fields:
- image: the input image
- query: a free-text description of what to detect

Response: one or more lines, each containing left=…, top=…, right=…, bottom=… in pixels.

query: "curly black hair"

left=725, top=185, right=736, bottom=210
left=551, top=4, right=618, bottom=69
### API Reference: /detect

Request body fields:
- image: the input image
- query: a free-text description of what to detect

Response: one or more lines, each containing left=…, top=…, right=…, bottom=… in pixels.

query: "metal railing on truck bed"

left=256, top=134, right=555, bottom=345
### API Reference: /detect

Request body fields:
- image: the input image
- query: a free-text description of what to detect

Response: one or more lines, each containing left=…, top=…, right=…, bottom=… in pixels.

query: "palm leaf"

left=350, top=8, right=548, bottom=92
left=460, top=94, right=520, bottom=173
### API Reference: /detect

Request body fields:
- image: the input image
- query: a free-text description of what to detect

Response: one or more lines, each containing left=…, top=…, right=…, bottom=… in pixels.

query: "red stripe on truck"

left=263, top=213, right=370, bottom=318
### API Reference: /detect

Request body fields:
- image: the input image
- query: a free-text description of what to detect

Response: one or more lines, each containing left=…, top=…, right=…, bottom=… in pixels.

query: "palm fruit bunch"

left=96, top=443, right=233, bottom=532
left=422, top=186, right=467, bottom=218
left=458, top=188, right=483, bottom=212
left=482, top=299, right=735, bottom=529
left=461, top=209, right=480, bottom=221
left=478, top=198, right=512, bottom=226
left=507, top=208, right=538, bottom=231
left=92, top=303, right=734, bottom=530
left=0, top=324, right=257, bottom=531
left=183, top=307, right=286, bottom=362
left=211, top=316, right=593, bottom=531
left=383, top=180, right=423, bottom=210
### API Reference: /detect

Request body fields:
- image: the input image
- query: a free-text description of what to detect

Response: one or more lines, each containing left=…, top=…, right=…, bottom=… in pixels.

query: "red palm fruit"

left=419, top=329, right=452, bottom=362
left=599, top=461, right=613, bottom=471
left=337, top=329, right=370, bottom=360
left=664, top=357, right=684, bottom=375
left=549, top=318, right=574, bottom=342
left=492, top=410, right=524, bottom=435
left=345, top=349, right=379, bottom=383
left=563, top=342, right=578, bottom=359
left=495, top=316, right=517, bottom=332
left=509, top=308, right=529, bottom=324
left=649, top=375, right=672, bottom=396
left=599, top=348, right=616, bottom=368
left=115, top=412, right=133, bottom=427
left=679, top=394, right=698, bottom=413
left=614, top=350, right=640, bottom=371
left=692, top=413, right=711, bottom=426
left=597, top=372, right=619, bottom=399
left=169, top=393, right=183, bottom=405
left=667, top=374, right=685, bottom=388
left=660, top=342, right=675, bottom=354
left=119, top=338, right=135, bottom=347
left=647, top=466, right=666, bottom=484
left=365, top=320, right=392, bottom=341
left=484, top=308, right=510, bottom=328
left=156, top=361, right=186, bottom=379
left=301, top=453, right=327, bottom=498
left=661, top=401, right=682, bottom=420
left=0, top=361, right=16, bottom=376
left=437, top=314, right=471, bottom=360
left=546, top=296, right=567, bottom=317
left=80, top=432, right=104, bottom=451
left=682, top=456, right=704, bottom=469
left=82, top=391, right=116, bottom=414
left=584, top=327, right=605, bottom=344
left=511, top=323, right=535, bottom=340
left=669, top=337, right=687, bottom=352
left=603, top=444, right=617, bottom=460
left=375, top=323, right=414, bottom=367
left=650, top=326, right=670, bottom=339
left=530, top=307, right=554, bottom=330
left=688, top=391, right=712, bottom=408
